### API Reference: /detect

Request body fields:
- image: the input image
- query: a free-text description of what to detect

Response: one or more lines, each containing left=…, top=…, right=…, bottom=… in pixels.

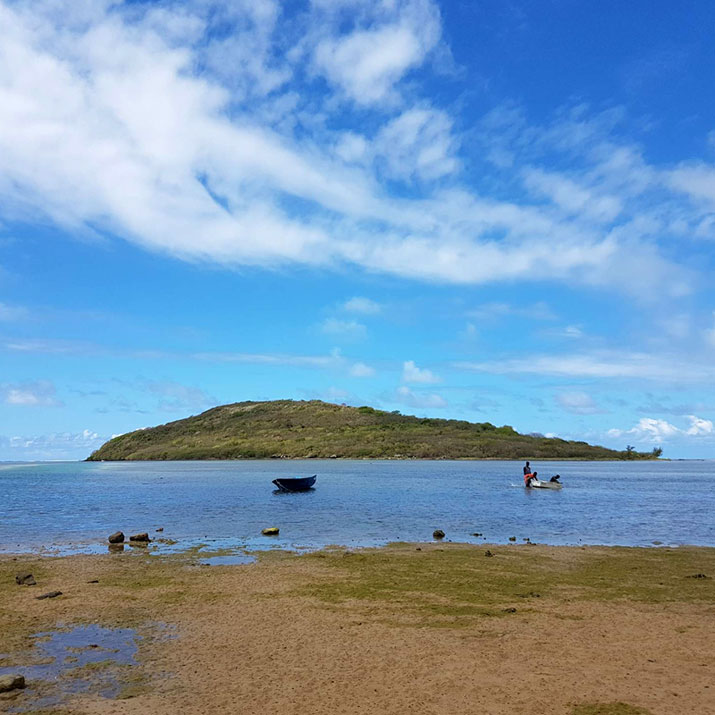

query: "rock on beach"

left=0, top=674, right=25, bottom=693
left=15, top=573, right=36, bottom=586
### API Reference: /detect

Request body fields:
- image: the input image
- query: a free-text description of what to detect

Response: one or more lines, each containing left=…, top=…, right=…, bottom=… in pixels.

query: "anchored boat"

left=272, top=475, right=317, bottom=492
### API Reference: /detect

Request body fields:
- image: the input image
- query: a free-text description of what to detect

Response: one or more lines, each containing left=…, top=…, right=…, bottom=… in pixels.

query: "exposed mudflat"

left=1, top=543, right=714, bottom=715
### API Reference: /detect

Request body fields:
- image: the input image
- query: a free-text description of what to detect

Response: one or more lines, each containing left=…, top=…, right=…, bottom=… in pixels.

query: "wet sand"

left=1, top=543, right=714, bottom=715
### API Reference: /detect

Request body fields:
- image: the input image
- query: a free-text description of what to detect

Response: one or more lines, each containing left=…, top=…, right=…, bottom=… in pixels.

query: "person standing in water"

left=523, top=461, right=531, bottom=476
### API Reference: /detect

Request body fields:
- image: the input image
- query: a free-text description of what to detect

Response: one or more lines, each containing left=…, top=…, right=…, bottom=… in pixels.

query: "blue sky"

left=1, top=0, right=715, bottom=459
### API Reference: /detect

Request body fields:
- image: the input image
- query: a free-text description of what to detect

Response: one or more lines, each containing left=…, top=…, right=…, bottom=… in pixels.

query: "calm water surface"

left=1, top=460, right=714, bottom=553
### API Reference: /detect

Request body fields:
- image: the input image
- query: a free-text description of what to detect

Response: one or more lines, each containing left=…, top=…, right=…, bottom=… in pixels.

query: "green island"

left=87, top=399, right=660, bottom=461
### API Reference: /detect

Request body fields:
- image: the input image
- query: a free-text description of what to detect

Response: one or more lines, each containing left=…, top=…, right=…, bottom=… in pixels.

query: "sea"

left=1, top=459, right=714, bottom=554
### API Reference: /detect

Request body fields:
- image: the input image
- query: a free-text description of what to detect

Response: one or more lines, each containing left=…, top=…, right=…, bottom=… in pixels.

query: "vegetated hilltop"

left=87, top=400, right=661, bottom=461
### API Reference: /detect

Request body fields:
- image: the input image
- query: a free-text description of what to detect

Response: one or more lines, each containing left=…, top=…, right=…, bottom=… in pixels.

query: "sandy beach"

left=1, top=543, right=714, bottom=715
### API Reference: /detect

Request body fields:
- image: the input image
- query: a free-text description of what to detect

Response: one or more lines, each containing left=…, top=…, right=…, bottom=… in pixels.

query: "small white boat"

left=529, top=478, right=562, bottom=490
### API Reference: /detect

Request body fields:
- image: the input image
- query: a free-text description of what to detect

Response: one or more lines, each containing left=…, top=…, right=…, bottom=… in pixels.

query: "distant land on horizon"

left=87, top=400, right=661, bottom=461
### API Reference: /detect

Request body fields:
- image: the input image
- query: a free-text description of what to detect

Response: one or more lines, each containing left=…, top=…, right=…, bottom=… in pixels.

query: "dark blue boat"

left=272, top=475, right=317, bottom=492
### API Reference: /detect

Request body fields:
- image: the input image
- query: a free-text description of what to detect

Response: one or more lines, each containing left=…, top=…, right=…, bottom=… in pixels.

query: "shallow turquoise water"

left=1, top=459, right=713, bottom=552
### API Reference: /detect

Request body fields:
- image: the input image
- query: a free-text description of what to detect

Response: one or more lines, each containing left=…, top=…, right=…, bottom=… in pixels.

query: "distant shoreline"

left=85, top=455, right=664, bottom=463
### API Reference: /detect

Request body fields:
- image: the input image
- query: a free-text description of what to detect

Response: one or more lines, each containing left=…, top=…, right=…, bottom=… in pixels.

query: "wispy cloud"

left=704, top=312, right=715, bottom=348
left=394, top=385, right=447, bottom=408
left=0, top=302, right=29, bottom=321
left=0, top=336, right=371, bottom=377
left=342, top=297, right=381, bottom=315
left=143, top=381, right=217, bottom=413
left=320, top=318, right=367, bottom=340
left=467, top=302, right=556, bottom=322
left=455, top=351, right=715, bottom=383
left=0, top=428, right=103, bottom=459
left=555, top=391, right=604, bottom=415
left=1, top=380, right=62, bottom=407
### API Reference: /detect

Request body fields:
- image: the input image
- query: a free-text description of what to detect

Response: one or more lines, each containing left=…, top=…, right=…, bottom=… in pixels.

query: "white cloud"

left=607, top=414, right=714, bottom=443
left=555, top=391, right=603, bottom=415
left=342, top=296, right=381, bottom=314
left=609, top=417, right=679, bottom=443
left=402, top=360, right=440, bottom=384
left=311, top=0, right=442, bottom=105
left=320, top=318, right=367, bottom=340
left=685, top=415, right=713, bottom=436
left=349, top=361, right=375, bottom=377
left=2, top=380, right=62, bottom=406
left=394, top=385, right=447, bottom=408
left=0, top=0, right=705, bottom=300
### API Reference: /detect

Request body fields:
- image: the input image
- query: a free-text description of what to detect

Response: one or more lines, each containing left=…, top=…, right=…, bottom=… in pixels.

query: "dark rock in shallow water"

left=35, top=590, right=62, bottom=600
left=433, top=529, right=445, bottom=539
left=262, top=527, right=279, bottom=536
left=0, top=674, right=25, bottom=692
left=508, top=536, right=516, bottom=542
left=155, top=527, right=164, bottom=532
left=15, top=573, right=36, bottom=586
left=129, top=532, right=150, bottom=542
left=108, top=531, right=124, bottom=544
